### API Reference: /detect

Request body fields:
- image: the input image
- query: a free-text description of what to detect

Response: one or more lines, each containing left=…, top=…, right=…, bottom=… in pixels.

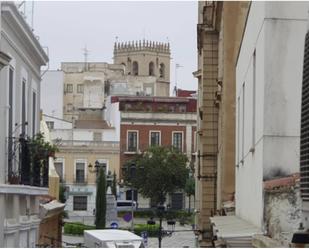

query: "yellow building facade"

left=194, top=1, right=249, bottom=246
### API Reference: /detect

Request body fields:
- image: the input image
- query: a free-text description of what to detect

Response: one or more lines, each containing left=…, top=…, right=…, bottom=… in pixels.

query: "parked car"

left=116, top=200, right=137, bottom=211
left=84, top=229, right=144, bottom=248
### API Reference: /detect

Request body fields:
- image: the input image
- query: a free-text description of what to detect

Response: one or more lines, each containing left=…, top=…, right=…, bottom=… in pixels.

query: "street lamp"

left=88, top=160, right=106, bottom=179
left=156, top=205, right=165, bottom=248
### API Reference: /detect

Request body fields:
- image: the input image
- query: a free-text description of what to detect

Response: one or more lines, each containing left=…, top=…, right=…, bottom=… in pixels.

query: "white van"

left=116, top=200, right=137, bottom=211
left=84, top=229, right=144, bottom=248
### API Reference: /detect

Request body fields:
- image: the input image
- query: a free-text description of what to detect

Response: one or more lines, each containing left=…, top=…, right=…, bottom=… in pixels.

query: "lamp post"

left=88, top=160, right=107, bottom=180
left=157, top=205, right=165, bottom=248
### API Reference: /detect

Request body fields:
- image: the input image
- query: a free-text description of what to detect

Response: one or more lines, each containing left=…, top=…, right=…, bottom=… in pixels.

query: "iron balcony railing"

left=7, top=136, right=49, bottom=187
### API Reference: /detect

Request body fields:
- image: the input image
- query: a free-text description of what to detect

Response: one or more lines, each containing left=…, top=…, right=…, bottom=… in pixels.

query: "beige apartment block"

left=62, top=62, right=124, bottom=122
left=194, top=1, right=249, bottom=246
left=113, top=40, right=171, bottom=96
left=53, top=138, right=119, bottom=216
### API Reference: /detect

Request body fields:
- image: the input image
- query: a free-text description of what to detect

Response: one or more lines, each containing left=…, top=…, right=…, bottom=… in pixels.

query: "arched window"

left=132, top=61, right=139, bottom=76
left=159, top=63, right=165, bottom=78
left=149, top=62, right=155, bottom=76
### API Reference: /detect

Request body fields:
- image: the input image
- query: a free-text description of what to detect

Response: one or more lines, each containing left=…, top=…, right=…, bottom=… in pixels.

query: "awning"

left=210, top=216, right=263, bottom=247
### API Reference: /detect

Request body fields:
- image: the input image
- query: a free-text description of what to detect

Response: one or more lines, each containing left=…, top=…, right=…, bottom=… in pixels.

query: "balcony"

left=7, top=136, right=49, bottom=188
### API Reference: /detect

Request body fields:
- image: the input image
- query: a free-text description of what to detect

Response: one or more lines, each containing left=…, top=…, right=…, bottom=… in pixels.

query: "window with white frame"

left=21, top=79, right=27, bottom=135
left=77, top=84, right=84, bottom=93
left=150, top=131, right=160, bottom=146
left=252, top=50, right=256, bottom=151
left=66, top=84, right=73, bottom=93
left=127, top=131, right=138, bottom=152
left=173, top=132, right=183, bottom=151
left=73, top=196, right=87, bottom=211
left=75, top=161, right=86, bottom=183
left=242, top=83, right=245, bottom=162
left=32, top=91, right=36, bottom=136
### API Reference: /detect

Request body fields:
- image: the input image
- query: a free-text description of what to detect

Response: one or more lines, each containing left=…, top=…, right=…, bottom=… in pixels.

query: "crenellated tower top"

left=114, top=39, right=170, bottom=54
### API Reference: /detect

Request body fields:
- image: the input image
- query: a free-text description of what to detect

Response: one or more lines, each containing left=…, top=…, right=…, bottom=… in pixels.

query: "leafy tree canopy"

left=123, top=146, right=189, bottom=205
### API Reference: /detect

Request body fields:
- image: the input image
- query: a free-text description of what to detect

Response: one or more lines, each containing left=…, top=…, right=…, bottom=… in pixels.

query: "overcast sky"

left=32, top=1, right=198, bottom=92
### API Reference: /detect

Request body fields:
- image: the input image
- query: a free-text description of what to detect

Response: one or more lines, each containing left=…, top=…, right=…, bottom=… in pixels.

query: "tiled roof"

left=74, top=120, right=111, bottom=129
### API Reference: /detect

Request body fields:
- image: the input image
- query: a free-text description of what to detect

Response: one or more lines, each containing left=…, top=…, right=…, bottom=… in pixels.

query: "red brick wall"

left=120, top=124, right=187, bottom=173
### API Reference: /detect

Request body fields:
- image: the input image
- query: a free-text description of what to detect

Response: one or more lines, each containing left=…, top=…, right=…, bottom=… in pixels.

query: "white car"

left=116, top=200, right=137, bottom=211
left=84, top=229, right=144, bottom=248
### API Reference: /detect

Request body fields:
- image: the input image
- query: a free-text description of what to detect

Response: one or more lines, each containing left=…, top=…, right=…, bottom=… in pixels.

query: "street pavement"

left=62, top=217, right=197, bottom=248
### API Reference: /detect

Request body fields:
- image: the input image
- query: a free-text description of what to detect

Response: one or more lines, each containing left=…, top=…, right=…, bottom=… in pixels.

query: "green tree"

left=112, top=171, right=117, bottom=200
left=95, top=168, right=106, bottom=229
left=184, top=176, right=195, bottom=213
left=124, top=146, right=188, bottom=206
left=59, top=184, right=66, bottom=203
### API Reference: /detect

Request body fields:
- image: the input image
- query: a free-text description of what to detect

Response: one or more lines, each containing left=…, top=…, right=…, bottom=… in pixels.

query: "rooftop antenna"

left=82, top=45, right=90, bottom=71
left=174, top=63, right=183, bottom=96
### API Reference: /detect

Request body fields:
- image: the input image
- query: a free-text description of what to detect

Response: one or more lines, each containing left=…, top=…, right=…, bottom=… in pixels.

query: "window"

left=237, top=97, right=240, bottom=165
left=32, top=92, right=36, bottom=136
left=252, top=50, right=256, bottom=151
left=54, top=161, right=64, bottom=182
left=173, top=132, right=183, bottom=151
left=8, top=67, right=14, bottom=175
left=77, top=84, right=84, bottom=93
left=127, top=131, right=138, bottom=152
left=145, top=87, right=152, bottom=96
left=159, top=63, right=165, bottom=78
left=75, top=162, right=85, bottom=183
left=67, top=103, right=73, bottom=112
left=66, top=84, right=73, bottom=93
left=149, top=62, right=155, bottom=76
left=242, top=83, right=245, bottom=162
left=73, top=196, right=87, bottom=211
left=21, top=79, right=26, bottom=135
left=93, top=132, right=102, bottom=141
left=46, top=121, right=54, bottom=130
left=150, top=131, right=160, bottom=146
left=132, top=61, right=138, bottom=76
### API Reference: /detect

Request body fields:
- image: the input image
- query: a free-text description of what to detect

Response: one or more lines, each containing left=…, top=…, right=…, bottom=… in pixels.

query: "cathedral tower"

left=113, top=40, right=171, bottom=96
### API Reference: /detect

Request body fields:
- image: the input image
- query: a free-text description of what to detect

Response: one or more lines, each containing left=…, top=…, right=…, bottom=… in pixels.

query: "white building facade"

left=236, top=1, right=307, bottom=230
left=0, top=2, right=48, bottom=247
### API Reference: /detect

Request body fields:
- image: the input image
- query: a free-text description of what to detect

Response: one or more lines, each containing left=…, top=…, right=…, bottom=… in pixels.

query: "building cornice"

left=0, top=184, right=48, bottom=195
left=1, top=2, right=48, bottom=66
left=0, top=50, right=11, bottom=69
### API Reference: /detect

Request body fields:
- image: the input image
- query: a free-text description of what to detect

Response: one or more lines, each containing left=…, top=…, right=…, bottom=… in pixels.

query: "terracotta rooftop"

left=176, top=89, right=196, bottom=97
left=74, top=120, right=111, bottom=129
left=263, top=173, right=300, bottom=190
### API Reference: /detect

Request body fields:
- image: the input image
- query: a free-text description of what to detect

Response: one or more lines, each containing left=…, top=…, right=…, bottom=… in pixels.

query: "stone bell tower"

left=113, top=40, right=171, bottom=96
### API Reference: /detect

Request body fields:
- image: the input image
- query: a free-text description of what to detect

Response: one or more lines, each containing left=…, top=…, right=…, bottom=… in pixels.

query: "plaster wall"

left=264, top=186, right=302, bottom=243
left=236, top=1, right=308, bottom=229
left=104, top=98, right=120, bottom=141
left=40, top=71, right=64, bottom=119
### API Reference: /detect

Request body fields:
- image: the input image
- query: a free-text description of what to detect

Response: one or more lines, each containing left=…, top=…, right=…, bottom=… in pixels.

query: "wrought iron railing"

left=7, top=135, right=49, bottom=187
